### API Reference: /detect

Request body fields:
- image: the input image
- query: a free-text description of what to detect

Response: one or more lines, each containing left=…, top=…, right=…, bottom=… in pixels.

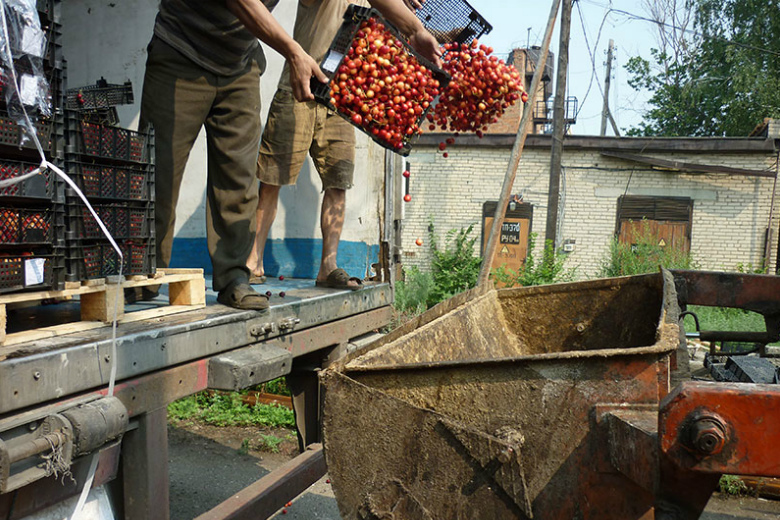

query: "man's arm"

left=226, top=0, right=328, bottom=101
left=366, top=0, right=441, bottom=66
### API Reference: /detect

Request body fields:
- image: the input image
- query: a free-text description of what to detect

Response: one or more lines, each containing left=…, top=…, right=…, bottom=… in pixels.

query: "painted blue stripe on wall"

left=170, top=237, right=378, bottom=279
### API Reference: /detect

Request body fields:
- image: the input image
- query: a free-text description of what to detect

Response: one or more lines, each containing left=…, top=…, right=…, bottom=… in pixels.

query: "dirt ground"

left=168, top=419, right=780, bottom=520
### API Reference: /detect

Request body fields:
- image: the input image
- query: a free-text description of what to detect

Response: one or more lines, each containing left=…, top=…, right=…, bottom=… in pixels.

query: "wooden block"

left=169, top=277, right=206, bottom=306
left=81, top=283, right=124, bottom=323
left=82, top=278, right=106, bottom=287
left=126, top=275, right=149, bottom=282
left=64, top=281, right=82, bottom=290
left=0, top=304, right=5, bottom=345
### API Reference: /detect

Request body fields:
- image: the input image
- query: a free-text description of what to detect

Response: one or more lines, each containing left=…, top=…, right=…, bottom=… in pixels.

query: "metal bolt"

left=688, top=416, right=728, bottom=455
left=33, top=371, right=41, bottom=380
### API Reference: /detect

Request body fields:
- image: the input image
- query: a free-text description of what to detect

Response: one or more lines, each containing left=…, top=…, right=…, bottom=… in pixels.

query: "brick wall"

left=402, top=138, right=780, bottom=279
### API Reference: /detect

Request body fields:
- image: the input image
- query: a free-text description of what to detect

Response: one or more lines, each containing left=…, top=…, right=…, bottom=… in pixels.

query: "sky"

left=471, top=0, right=661, bottom=136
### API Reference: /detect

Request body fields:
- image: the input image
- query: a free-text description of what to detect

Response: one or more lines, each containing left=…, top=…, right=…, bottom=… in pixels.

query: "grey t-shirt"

left=154, top=0, right=279, bottom=76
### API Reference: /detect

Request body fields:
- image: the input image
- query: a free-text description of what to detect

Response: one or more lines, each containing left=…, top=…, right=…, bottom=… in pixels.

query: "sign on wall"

left=481, top=200, right=533, bottom=280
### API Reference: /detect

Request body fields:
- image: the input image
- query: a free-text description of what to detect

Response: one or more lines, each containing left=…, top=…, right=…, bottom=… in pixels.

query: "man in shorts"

left=246, top=0, right=437, bottom=290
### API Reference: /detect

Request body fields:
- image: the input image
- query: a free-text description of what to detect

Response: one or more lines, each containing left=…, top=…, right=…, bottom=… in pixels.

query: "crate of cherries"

left=312, top=5, right=450, bottom=156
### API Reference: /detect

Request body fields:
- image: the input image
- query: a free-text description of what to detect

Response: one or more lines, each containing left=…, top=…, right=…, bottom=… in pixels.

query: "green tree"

left=626, top=0, right=780, bottom=136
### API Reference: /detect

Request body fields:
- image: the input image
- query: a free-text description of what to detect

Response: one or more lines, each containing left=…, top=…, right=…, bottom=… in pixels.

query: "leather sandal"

left=217, top=281, right=269, bottom=311
left=315, top=268, right=363, bottom=291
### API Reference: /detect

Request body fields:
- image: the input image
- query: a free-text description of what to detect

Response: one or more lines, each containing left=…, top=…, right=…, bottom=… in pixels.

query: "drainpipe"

left=772, top=151, right=780, bottom=273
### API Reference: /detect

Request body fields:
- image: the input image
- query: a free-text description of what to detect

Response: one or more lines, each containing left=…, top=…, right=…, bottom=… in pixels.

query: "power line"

left=580, top=0, right=780, bottom=58
left=573, top=0, right=611, bottom=121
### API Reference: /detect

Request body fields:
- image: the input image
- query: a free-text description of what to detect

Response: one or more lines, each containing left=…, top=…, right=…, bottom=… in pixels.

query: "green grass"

left=682, top=305, right=779, bottom=348
left=718, top=475, right=748, bottom=496
left=168, top=391, right=295, bottom=428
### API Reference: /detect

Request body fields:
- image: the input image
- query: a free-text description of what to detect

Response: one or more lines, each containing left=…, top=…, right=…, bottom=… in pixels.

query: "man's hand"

left=409, top=29, right=442, bottom=68
left=368, top=0, right=441, bottom=67
left=288, top=46, right=329, bottom=102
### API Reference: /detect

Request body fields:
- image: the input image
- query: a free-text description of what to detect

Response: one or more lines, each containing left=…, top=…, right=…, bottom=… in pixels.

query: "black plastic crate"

left=312, top=5, right=450, bottom=156
left=67, top=239, right=155, bottom=280
left=66, top=202, right=153, bottom=240
left=0, top=248, right=64, bottom=293
left=0, top=110, right=54, bottom=152
left=37, top=0, right=62, bottom=28
left=414, top=0, right=491, bottom=46
left=0, top=206, right=65, bottom=245
left=66, top=79, right=133, bottom=111
left=66, top=161, right=152, bottom=202
left=66, top=111, right=152, bottom=163
left=0, top=159, right=57, bottom=200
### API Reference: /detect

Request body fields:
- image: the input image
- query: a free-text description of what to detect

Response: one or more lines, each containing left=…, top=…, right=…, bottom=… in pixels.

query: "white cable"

left=0, top=3, right=124, bottom=518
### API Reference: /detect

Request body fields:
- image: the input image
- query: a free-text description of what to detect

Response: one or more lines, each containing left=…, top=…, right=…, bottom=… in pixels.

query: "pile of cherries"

left=329, top=17, right=443, bottom=151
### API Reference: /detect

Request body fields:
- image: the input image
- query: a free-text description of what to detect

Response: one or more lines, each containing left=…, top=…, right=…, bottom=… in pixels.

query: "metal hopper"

left=322, top=272, right=683, bottom=519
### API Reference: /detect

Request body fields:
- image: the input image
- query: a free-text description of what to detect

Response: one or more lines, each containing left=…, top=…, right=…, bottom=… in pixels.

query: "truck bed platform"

left=0, top=276, right=392, bottom=416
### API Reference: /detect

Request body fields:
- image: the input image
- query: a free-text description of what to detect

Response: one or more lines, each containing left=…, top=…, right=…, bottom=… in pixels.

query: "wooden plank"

left=2, top=304, right=205, bottom=347
left=2, top=320, right=108, bottom=347
left=117, top=304, right=206, bottom=325
left=601, top=150, right=777, bottom=178
left=0, top=304, right=5, bottom=344
left=157, top=268, right=204, bottom=276
left=123, top=273, right=203, bottom=289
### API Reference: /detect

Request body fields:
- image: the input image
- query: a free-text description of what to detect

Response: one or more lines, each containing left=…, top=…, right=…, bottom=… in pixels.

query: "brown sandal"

left=217, top=281, right=269, bottom=311
left=315, top=268, right=363, bottom=291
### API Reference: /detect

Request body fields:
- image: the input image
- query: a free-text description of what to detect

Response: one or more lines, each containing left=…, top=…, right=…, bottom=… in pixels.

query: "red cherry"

left=265, top=291, right=272, bottom=297
left=402, top=170, right=410, bottom=178
left=443, top=152, right=449, bottom=158
left=403, top=194, right=412, bottom=202
left=279, top=291, right=286, bottom=297
left=438, top=142, right=447, bottom=151
left=415, top=238, right=423, bottom=246
left=279, top=275, right=285, bottom=281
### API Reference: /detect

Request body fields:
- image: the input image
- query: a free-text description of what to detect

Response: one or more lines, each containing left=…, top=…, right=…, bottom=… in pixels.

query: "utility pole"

left=544, top=0, right=573, bottom=255
left=600, top=39, right=615, bottom=136
left=477, top=0, right=563, bottom=287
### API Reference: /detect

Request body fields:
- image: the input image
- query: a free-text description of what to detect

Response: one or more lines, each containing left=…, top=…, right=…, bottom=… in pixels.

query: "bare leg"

left=317, top=188, right=359, bottom=288
left=247, top=183, right=281, bottom=278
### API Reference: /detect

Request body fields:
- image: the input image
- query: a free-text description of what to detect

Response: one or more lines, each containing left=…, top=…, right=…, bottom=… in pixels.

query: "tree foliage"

left=626, top=0, right=780, bottom=136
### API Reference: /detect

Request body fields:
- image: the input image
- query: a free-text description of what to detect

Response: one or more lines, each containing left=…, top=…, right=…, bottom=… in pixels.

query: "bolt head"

left=689, top=417, right=727, bottom=455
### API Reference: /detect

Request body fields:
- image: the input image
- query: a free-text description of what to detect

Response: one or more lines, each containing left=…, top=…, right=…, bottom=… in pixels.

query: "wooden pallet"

left=0, top=268, right=206, bottom=347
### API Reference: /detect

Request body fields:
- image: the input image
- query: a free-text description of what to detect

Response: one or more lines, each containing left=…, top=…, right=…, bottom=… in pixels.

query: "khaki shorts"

left=257, top=90, right=356, bottom=190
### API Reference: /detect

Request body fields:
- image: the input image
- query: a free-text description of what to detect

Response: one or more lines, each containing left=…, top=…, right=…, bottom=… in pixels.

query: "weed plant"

left=168, top=391, right=295, bottom=428
left=491, top=234, right=575, bottom=288
left=598, top=222, right=696, bottom=277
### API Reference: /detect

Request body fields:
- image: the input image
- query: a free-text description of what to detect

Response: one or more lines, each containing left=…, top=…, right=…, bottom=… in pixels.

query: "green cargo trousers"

left=139, top=37, right=261, bottom=292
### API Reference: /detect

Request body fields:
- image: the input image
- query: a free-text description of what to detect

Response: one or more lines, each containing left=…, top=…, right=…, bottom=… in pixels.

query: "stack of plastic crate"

left=64, top=111, right=155, bottom=281
left=0, top=0, right=66, bottom=294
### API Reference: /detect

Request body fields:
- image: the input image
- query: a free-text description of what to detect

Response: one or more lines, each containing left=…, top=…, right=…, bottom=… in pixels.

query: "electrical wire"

left=573, top=0, right=611, bottom=121
left=580, top=0, right=780, bottom=58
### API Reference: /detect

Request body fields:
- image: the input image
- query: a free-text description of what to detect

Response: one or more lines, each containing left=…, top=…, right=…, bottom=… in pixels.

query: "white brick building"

left=401, top=131, right=780, bottom=279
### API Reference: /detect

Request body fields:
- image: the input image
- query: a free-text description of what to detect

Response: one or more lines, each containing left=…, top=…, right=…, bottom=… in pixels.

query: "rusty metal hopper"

left=321, top=272, right=682, bottom=520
